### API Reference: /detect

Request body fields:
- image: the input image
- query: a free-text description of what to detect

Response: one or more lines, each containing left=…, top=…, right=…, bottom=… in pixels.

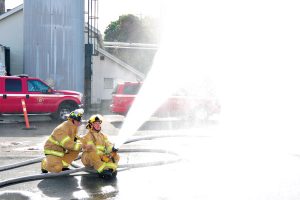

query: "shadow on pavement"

left=37, top=176, right=80, bottom=200
left=80, top=174, right=119, bottom=199
left=0, top=190, right=40, bottom=200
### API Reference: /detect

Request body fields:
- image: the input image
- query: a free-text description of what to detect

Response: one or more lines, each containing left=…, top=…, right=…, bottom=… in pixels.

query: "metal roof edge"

left=97, top=48, right=146, bottom=79
left=0, top=4, right=23, bottom=21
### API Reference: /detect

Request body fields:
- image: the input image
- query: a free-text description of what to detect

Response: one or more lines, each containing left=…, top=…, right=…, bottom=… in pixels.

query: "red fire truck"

left=110, top=81, right=220, bottom=120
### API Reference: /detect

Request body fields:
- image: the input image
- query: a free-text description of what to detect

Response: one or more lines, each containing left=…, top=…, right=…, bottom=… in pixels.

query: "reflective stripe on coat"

left=43, top=120, right=81, bottom=156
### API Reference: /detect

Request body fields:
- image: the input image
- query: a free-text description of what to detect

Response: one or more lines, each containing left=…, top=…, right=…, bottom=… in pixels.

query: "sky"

left=5, top=0, right=162, bottom=33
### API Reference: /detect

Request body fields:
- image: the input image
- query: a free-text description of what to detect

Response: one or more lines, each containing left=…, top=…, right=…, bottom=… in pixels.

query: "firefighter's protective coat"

left=42, top=120, right=82, bottom=173
left=81, top=129, right=120, bottom=173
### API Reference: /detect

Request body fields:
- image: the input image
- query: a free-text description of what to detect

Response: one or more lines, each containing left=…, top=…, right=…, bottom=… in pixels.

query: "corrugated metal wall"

left=23, top=0, right=84, bottom=93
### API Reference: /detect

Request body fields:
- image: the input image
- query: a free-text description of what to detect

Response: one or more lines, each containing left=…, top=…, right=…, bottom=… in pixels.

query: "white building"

left=0, top=5, right=23, bottom=75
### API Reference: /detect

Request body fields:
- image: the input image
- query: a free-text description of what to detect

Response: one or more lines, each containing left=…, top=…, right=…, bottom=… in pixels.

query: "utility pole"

left=84, top=43, right=92, bottom=110
left=0, top=0, right=5, bottom=15
left=84, top=0, right=92, bottom=110
left=84, top=0, right=98, bottom=111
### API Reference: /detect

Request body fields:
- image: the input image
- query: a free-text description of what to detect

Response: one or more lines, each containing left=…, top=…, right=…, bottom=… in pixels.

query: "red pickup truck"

left=0, top=75, right=83, bottom=120
left=110, top=82, right=220, bottom=120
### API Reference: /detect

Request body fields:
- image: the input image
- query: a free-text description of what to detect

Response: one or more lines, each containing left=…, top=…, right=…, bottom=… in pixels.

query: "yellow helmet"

left=86, top=114, right=103, bottom=129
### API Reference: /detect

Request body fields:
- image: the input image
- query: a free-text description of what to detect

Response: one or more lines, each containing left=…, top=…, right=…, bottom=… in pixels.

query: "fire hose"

left=0, top=134, right=191, bottom=188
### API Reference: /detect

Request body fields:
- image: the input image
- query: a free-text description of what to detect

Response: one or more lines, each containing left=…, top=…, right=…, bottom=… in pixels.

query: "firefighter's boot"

left=98, top=162, right=118, bottom=180
left=99, top=169, right=116, bottom=180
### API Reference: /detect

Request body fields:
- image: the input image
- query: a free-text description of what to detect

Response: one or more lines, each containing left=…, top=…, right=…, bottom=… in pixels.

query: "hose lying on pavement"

left=0, top=135, right=184, bottom=188
left=0, top=134, right=194, bottom=172
left=0, top=167, right=86, bottom=187
left=123, top=133, right=202, bottom=144
left=0, top=149, right=180, bottom=187
left=71, top=148, right=181, bottom=171
left=0, top=157, right=44, bottom=172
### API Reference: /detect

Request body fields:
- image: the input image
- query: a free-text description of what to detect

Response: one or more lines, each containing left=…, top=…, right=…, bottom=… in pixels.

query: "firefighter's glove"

left=102, top=155, right=110, bottom=162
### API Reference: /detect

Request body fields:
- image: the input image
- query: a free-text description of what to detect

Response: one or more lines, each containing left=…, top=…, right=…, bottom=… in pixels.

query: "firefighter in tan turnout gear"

left=81, top=114, right=120, bottom=179
left=41, top=109, right=84, bottom=173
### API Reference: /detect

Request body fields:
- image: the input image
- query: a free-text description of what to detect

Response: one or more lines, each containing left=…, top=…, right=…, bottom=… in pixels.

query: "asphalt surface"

left=2, top=114, right=300, bottom=200
left=0, top=114, right=215, bottom=200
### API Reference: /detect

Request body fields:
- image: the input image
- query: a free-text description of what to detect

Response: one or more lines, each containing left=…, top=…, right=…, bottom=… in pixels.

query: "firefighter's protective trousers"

left=81, top=129, right=120, bottom=173
left=41, top=120, right=82, bottom=173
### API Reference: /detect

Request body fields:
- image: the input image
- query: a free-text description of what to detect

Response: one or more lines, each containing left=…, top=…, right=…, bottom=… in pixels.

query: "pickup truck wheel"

left=51, top=103, right=77, bottom=121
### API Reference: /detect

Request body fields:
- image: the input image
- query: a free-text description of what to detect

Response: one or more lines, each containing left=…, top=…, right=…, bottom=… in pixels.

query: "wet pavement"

left=0, top=136, right=206, bottom=200
left=0, top=114, right=214, bottom=200
left=2, top=114, right=300, bottom=199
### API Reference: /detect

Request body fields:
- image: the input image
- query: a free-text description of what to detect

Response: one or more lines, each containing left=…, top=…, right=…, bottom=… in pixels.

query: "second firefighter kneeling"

left=81, top=114, right=120, bottom=179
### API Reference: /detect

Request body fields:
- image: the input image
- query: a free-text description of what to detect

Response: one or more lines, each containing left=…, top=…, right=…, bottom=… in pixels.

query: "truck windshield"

left=123, top=84, right=141, bottom=95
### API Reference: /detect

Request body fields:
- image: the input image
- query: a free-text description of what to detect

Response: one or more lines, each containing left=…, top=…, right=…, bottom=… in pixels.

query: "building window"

left=104, top=78, right=114, bottom=89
